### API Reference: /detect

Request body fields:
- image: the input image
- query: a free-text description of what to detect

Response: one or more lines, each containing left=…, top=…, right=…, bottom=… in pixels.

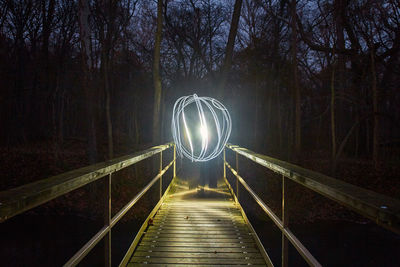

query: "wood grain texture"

left=127, top=180, right=267, bottom=266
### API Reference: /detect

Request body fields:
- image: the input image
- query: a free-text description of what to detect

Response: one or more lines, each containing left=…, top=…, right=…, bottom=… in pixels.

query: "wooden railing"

left=0, top=143, right=176, bottom=266
left=224, top=143, right=400, bottom=267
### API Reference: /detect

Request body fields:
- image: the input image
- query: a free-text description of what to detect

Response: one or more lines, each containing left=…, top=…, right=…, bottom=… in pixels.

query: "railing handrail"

left=0, top=143, right=173, bottom=222
left=226, top=143, right=400, bottom=233
left=224, top=160, right=321, bottom=267
left=224, top=143, right=400, bottom=267
left=65, top=155, right=175, bottom=266
left=0, top=143, right=176, bottom=267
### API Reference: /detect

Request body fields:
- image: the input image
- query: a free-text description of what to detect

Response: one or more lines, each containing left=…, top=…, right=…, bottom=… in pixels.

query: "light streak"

left=171, top=94, right=231, bottom=162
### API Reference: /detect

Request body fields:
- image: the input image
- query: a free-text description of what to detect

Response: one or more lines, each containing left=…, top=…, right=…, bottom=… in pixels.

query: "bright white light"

left=171, top=94, right=231, bottom=162
left=199, top=125, right=208, bottom=140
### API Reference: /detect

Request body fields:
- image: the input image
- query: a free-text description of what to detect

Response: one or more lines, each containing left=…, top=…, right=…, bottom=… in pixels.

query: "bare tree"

left=218, top=0, right=243, bottom=98
left=152, top=0, right=163, bottom=144
left=78, top=0, right=97, bottom=163
left=291, top=0, right=301, bottom=159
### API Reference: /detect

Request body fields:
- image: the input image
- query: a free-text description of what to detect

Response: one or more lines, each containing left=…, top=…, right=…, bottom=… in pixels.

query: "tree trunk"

left=334, top=120, right=359, bottom=171
left=266, top=85, right=273, bottom=151
left=41, top=0, right=55, bottom=90
left=254, top=69, right=259, bottom=147
left=331, top=64, right=336, bottom=173
left=104, top=61, right=113, bottom=159
left=291, top=0, right=301, bottom=159
left=366, top=119, right=370, bottom=155
left=277, top=88, right=282, bottom=152
left=152, top=0, right=163, bottom=145
left=218, top=0, right=243, bottom=99
left=334, top=0, right=347, bottom=154
left=101, top=0, right=114, bottom=160
left=59, top=88, right=65, bottom=146
left=78, top=0, right=97, bottom=163
left=334, top=0, right=346, bottom=88
left=355, top=114, right=359, bottom=158
left=371, top=48, right=379, bottom=169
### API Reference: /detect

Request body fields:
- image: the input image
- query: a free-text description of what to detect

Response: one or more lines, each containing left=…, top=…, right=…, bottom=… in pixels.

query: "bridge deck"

left=127, top=180, right=267, bottom=266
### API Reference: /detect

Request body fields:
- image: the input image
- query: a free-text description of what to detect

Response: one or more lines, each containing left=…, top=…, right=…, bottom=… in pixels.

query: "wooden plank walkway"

left=126, top=179, right=267, bottom=266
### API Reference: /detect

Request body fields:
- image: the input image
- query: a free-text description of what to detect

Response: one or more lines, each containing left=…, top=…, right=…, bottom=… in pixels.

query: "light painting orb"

left=171, top=94, right=232, bottom=162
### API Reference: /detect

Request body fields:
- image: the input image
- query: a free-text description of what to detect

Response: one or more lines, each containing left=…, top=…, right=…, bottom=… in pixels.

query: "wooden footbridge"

left=1, top=143, right=399, bottom=266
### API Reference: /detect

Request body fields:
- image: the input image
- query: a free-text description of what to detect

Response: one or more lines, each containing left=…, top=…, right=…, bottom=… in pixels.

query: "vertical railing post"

left=282, top=175, right=289, bottom=267
left=173, top=144, right=176, bottom=178
left=223, top=147, right=226, bottom=179
left=159, top=151, right=163, bottom=199
left=235, top=151, right=239, bottom=202
left=104, top=173, right=112, bottom=267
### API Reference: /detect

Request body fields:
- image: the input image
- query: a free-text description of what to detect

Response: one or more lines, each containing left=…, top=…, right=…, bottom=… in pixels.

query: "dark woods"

left=0, top=0, right=399, bottom=171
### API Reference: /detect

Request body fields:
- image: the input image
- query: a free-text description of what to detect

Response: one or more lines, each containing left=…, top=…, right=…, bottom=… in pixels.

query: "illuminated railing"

left=2, top=141, right=399, bottom=266
left=224, top=143, right=400, bottom=267
left=0, top=143, right=176, bottom=266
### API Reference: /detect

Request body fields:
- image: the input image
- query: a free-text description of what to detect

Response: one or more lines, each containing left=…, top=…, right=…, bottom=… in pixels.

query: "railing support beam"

left=62, top=144, right=175, bottom=266
left=282, top=175, right=289, bottom=267
left=173, top=144, right=176, bottom=178
left=236, top=152, right=239, bottom=202
left=224, top=160, right=321, bottom=266
left=104, top=173, right=112, bottom=267
left=160, top=151, right=163, bottom=199
left=223, top=148, right=226, bottom=180
left=225, top=143, right=400, bottom=234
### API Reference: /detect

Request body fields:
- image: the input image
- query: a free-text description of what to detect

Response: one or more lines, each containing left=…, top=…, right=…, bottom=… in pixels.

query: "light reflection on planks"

left=128, top=182, right=267, bottom=266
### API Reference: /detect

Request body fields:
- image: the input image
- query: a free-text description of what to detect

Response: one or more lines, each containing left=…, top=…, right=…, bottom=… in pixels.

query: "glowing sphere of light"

left=171, top=94, right=231, bottom=162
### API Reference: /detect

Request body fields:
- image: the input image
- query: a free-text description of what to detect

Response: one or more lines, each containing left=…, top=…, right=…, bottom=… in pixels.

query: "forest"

left=0, top=0, right=400, bottom=265
left=1, top=0, right=399, bottom=170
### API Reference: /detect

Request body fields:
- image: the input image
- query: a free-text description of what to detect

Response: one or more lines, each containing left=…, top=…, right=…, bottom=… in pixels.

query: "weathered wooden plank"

left=152, top=223, right=241, bottom=226
left=160, top=209, right=235, bottom=213
left=148, top=224, right=247, bottom=228
left=130, top=256, right=266, bottom=264
left=141, top=237, right=255, bottom=243
left=133, top=251, right=263, bottom=258
left=155, top=212, right=239, bottom=216
left=156, top=210, right=241, bottom=214
left=158, top=210, right=239, bottom=213
left=157, top=210, right=238, bottom=213
left=155, top=214, right=242, bottom=218
left=154, top=218, right=242, bottom=222
left=159, top=210, right=237, bottom=213
left=144, top=233, right=251, bottom=239
left=134, top=246, right=260, bottom=253
left=161, top=205, right=236, bottom=208
left=152, top=221, right=243, bottom=225
left=126, top=179, right=267, bottom=266
left=136, top=245, right=259, bottom=254
left=146, top=226, right=248, bottom=232
left=152, top=225, right=247, bottom=229
left=150, top=222, right=247, bottom=226
left=138, top=242, right=258, bottom=248
left=0, top=143, right=173, bottom=222
left=128, top=264, right=266, bottom=267
left=145, top=229, right=249, bottom=234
